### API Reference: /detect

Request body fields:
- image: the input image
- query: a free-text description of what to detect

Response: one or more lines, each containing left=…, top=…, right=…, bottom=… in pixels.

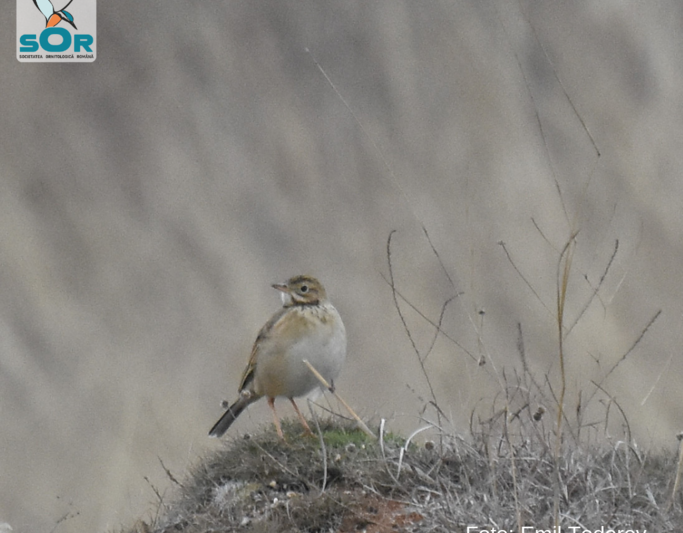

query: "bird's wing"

left=33, top=0, right=55, bottom=19
left=237, top=307, right=290, bottom=392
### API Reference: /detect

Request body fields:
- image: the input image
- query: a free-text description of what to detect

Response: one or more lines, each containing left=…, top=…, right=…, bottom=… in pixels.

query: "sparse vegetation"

left=123, top=413, right=681, bottom=533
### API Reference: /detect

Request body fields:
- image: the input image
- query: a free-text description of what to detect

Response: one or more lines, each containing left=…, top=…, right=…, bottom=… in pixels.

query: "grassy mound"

left=123, top=417, right=681, bottom=533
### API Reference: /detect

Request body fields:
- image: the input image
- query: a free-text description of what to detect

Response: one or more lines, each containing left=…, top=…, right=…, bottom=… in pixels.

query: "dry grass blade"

left=422, top=226, right=455, bottom=288
left=581, top=309, right=662, bottom=420
left=602, top=309, right=661, bottom=384
left=499, top=240, right=554, bottom=318
left=308, top=405, right=328, bottom=494
left=553, top=231, right=578, bottom=528
left=302, top=358, right=376, bottom=440
left=159, top=457, right=183, bottom=487
left=567, top=239, right=619, bottom=334
left=519, top=0, right=601, bottom=159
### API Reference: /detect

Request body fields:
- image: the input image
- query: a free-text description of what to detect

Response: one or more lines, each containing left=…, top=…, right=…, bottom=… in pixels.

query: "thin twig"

left=583, top=309, right=662, bottom=411
left=379, top=272, right=474, bottom=361
left=499, top=241, right=553, bottom=317
left=423, top=295, right=456, bottom=364
left=519, top=0, right=600, bottom=159
left=531, top=217, right=560, bottom=253
left=589, top=380, right=633, bottom=444
left=422, top=226, right=455, bottom=288
left=494, top=5, right=568, bottom=224
left=158, top=457, right=182, bottom=487
left=144, top=476, right=164, bottom=504
left=602, top=309, right=661, bottom=384
left=306, top=48, right=428, bottom=235
left=516, top=322, right=528, bottom=374
left=387, top=231, right=442, bottom=427
left=567, top=239, right=619, bottom=334
left=302, top=359, right=376, bottom=439
left=387, top=231, right=421, bottom=358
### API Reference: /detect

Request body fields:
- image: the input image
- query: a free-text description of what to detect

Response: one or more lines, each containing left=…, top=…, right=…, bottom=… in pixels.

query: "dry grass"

left=121, top=413, right=681, bottom=533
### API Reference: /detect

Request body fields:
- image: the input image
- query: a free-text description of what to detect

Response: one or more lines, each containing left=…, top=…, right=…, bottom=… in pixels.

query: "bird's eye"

left=300, top=285, right=309, bottom=293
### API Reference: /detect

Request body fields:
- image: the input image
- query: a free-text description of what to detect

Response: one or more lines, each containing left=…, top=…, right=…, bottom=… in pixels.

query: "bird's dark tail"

left=208, top=394, right=257, bottom=438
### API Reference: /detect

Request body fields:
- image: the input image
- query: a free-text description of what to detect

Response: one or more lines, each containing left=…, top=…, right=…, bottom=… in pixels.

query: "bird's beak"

left=46, top=11, right=77, bottom=29
left=271, top=283, right=289, bottom=293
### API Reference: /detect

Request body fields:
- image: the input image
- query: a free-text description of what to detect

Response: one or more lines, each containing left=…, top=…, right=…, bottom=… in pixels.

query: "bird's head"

left=272, top=275, right=327, bottom=306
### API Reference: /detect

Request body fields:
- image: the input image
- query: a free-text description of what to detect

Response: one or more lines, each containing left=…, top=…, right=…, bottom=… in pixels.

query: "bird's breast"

left=254, top=303, right=347, bottom=398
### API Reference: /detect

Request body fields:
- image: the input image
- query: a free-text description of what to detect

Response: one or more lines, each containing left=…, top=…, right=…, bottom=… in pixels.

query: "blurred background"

left=2, top=1, right=683, bottom=531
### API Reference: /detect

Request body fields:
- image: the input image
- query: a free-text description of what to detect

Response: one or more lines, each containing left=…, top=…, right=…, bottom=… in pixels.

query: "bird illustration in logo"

left=32, top=0, right=77, bottom=29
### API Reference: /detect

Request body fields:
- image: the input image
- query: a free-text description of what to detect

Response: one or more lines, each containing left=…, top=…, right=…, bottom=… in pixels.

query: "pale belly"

left=254, top=322, right=347, bottom=399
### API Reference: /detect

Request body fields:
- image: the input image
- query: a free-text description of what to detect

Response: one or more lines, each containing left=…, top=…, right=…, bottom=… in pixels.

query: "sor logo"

left=20, top=27, right=93, bottom=53
left=17, top=0, right=96, bottom=62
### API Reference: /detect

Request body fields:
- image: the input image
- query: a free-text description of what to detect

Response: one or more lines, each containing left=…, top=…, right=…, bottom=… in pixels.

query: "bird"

left=32, top=0, right=77, bottom=29
left=209, top=275, right=347, bottom=440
